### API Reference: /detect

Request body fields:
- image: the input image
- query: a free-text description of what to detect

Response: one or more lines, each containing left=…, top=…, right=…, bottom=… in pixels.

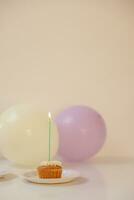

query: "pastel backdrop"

left=0, top=1, right=134, bottom=158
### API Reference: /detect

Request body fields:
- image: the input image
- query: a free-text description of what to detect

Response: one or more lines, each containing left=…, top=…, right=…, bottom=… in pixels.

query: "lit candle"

left=48, top=112, right=51, bottom=161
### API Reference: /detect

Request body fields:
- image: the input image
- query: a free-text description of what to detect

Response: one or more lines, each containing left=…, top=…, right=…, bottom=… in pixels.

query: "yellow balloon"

left=0, top=105, right=59, bottom=167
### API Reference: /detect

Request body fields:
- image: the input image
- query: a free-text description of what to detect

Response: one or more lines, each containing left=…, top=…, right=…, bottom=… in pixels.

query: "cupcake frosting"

left=39, top=161, right=62, bottom=167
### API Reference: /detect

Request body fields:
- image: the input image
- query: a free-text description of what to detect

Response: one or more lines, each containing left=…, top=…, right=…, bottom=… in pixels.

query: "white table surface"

left=0, top=157, right=134, bottom=200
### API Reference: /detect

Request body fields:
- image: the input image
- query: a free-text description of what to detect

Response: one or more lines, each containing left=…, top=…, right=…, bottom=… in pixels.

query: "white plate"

left=21, top=169, right=80, bottom=184
left=0, top=169, right=9, bottom=177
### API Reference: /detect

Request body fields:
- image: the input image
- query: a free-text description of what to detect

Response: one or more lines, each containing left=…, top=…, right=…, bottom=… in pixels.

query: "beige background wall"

left=0, top=1, right=134, bottom=157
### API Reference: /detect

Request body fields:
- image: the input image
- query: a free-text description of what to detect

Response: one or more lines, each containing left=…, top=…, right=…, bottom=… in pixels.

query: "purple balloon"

left=55, top=105, right=106, bottom=162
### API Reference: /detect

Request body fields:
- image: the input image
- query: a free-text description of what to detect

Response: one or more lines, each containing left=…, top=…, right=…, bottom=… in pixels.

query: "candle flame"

left=48, top=112, right=51, bottom=119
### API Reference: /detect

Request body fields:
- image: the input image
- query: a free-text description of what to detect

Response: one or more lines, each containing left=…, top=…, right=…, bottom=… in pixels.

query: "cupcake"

left=37, top=161, right=62, bottom=179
